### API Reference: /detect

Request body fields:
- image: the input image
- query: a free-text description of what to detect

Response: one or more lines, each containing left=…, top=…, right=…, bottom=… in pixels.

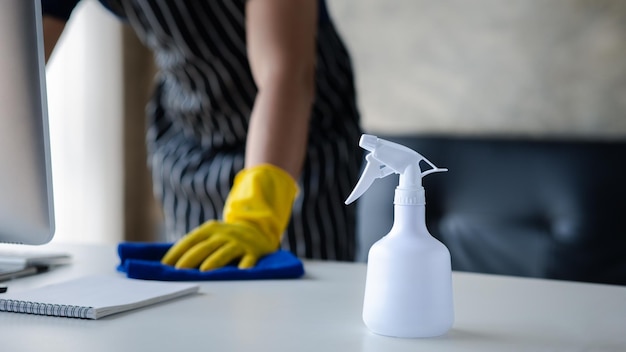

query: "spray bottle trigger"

left=344, top=154, right=393, bottom=205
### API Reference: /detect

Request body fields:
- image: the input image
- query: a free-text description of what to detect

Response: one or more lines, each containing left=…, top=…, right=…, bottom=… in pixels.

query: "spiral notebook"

left=0, top=275, right=199, bottom=319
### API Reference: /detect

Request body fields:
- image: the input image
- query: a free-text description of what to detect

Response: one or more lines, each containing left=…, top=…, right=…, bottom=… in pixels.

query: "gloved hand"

left=161, top=164, right=298, bottom=271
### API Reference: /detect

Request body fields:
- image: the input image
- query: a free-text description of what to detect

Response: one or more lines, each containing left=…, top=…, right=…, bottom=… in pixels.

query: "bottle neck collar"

left=394, top=187, right=425, bottom=206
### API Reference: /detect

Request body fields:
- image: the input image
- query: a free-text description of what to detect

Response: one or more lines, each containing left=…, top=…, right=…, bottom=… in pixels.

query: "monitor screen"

left=0, top=0, right=55, bottom=245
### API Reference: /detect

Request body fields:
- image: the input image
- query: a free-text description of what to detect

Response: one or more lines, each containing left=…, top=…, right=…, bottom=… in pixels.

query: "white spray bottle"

left=345, top=134, right=454, bottom=338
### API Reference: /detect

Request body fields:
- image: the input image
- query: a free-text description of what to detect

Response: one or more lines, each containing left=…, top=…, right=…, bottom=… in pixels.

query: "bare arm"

left=42, top=15, right=67, bottom=62
left=244, top=0, right=318, bottom=180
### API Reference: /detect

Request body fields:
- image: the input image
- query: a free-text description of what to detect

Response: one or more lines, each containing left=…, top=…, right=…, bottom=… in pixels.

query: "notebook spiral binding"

left=0, top=299, right=91, bottom=319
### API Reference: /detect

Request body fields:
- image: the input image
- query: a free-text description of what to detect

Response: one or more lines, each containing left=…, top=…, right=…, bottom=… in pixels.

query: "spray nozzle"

left=358, top=134, right=380, bottom=152
left=345, top=134, right=447, bottom=205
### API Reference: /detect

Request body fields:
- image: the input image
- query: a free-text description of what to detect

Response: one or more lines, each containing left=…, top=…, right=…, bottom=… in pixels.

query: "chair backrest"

left=357, top=135, right=626, bottom=285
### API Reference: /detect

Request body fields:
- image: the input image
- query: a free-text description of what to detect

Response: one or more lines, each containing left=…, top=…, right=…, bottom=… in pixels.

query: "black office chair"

left=357, top=134, right=626, bottom=285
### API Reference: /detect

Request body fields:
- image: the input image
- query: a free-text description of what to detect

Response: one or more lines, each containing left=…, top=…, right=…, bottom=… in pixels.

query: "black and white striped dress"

left=47, top=0, right=363, bottom=261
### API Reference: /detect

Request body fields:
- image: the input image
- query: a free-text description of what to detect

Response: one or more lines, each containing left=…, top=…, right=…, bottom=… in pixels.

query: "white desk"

left=0, top=243, right=625, bottom=352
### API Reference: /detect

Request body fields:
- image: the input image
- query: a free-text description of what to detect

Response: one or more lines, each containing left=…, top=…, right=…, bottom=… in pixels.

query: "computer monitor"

left=0, top=0, right=55, bottom=245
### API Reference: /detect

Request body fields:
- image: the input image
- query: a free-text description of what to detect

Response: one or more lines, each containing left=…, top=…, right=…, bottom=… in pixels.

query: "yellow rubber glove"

left=161, top=164, right=298, bottom=271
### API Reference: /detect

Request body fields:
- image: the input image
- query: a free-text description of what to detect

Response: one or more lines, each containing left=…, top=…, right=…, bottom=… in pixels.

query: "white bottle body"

left=362, top=204, right=454, bottom=338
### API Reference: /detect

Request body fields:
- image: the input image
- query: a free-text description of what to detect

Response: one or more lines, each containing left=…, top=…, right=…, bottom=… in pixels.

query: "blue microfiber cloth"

left=117, top=242, right=305, bottom=281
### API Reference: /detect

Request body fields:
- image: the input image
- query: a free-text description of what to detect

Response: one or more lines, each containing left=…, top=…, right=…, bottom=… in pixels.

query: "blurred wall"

left=328, top=0, right=626, bottom=139
left=47, top=0, right=123, bottom=244
left=47, top=0, right=161, bottom=244
left=121, top=25, right=162, bottom=242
